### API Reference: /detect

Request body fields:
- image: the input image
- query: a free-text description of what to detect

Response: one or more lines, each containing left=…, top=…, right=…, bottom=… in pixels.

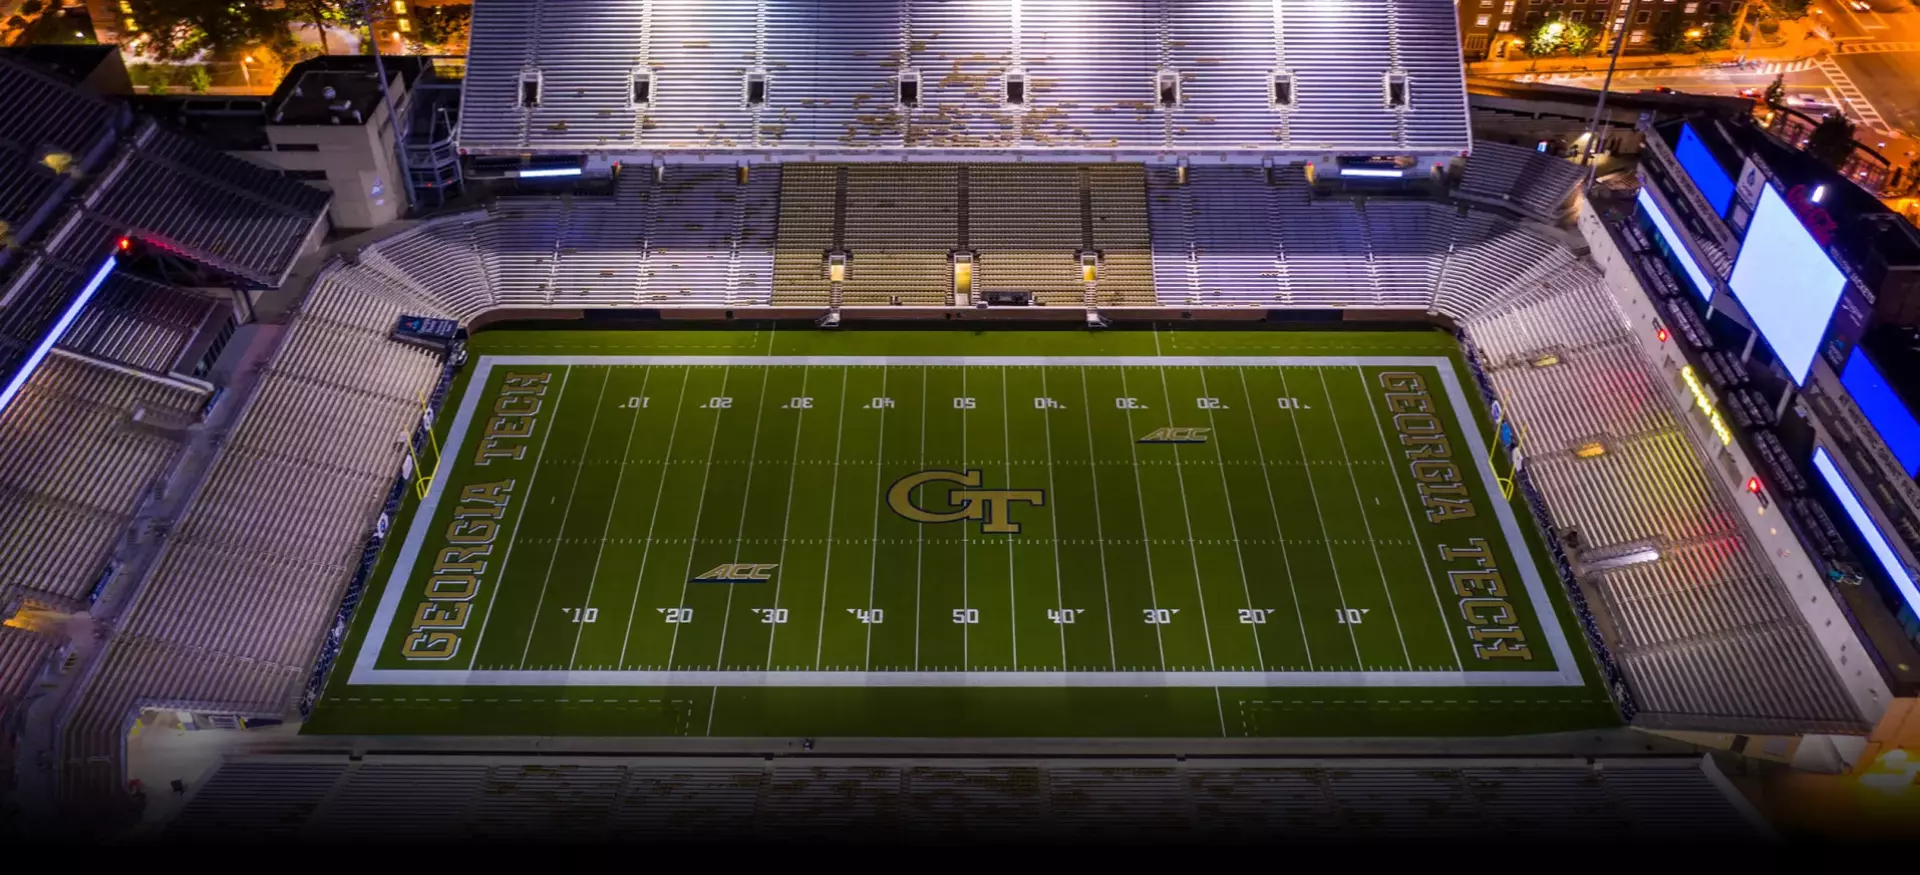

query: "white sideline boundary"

left=347, top=355, right=1583, bottom=688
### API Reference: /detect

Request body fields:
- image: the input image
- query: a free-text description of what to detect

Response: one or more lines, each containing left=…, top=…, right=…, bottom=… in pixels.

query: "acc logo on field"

left=1138, top=427, right=1211, bottom=444
left=887, top=469, right=1045, bottom=534
left=692, top=563, right=778, bottom=583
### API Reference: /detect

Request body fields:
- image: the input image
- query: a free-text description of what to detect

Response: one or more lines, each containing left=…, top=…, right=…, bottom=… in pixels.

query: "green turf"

left=307, top=325, right=1619, bottom=738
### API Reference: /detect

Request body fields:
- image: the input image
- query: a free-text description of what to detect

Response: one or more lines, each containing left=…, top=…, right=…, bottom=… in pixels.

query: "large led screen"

left=1675, top=123, right=1736, bottom=217
left=1842, top=347, right=1920, bottom=478
left=1636, top=188, right=1714, bottom=301
left=1813, top=447, right=1920, bottom=616
left=1726, top=185, right=1847, bottom=385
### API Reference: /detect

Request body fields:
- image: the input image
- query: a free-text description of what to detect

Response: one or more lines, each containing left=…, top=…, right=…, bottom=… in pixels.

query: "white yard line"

left=1277, top=367, right=1365, bottom=666
left=616, top=367, right=693, bottom=668
left=761, top=368, right=810, bottom=668
left=1078, top=367, right=1120, bottom=670
left=518, top=368, right=612, bottom=668
left=1000, top=366, right=1019, bottom=670
left=1118, top=368, right=1170, bottom=670
left=1194, top=368, right=1267, bottom=671
left=862, top=366, right=889, bottom=669
left=568, top=366, right=652, bottom=669
left=1314, top=368, right=1413, bottom=669
left=711, top=364, right=774, bottom=671
left=811, top=367, right=851, bottom=671
left=1039, top=368, right=1069, bottom=669
left=664, top=365, right=734, bottom=669
left=1233, top=366, right=1314, bottom=670
left=466, top=365, right=572, bottom=668
left=1353, top=366, right=1464, bottom=671
left=913, top=366, right=927, bottom=670
left=1152, top=365, right=1218, bottom=671
left=960, top=367, right=970, bottom=669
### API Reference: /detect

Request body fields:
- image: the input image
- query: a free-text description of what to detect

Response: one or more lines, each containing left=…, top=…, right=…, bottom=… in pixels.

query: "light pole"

left=1582, top=0, right=1641, bottom=186
left=358, top=0, right=415, bottom=215
left=241, top=54, right=253, bottom=88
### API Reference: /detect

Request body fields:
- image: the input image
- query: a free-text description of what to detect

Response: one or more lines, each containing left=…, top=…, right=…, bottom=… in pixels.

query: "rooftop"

left=268, top=56, right=429, bottom=127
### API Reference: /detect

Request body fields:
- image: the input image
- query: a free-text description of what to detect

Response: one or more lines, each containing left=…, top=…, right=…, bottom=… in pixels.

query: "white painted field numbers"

left=1196, top=397, right=1225, bottom=409
left=1336, top=608, right=1368, bottom=624
left=1143, top=608, right=1178, bottom=624
left=564, top=607, right=599, bottom=623
left=702, top=397, right=733, bottom=409
left=1116, top=397, right=1145, bottom=409
left=954, top=397, right=976, bottom=409
left=621, top=397, right=649, bottom=409
left=1276, top=397, right=1307, bottom=409
left=660, top=607, right=694, bottom=623
left=1046, top=608, right=1084, bottom=624
left=848, top=608, right=884, bottom=624
left=754, top=608, right=788, bottom=624
left=953, top=608, right=980, bottom=624
left=783, top=397, right=813, bottom=409
left=1237, top=608, right=1274, bottom=624
left=1034, top=397, right=1064, bottom=409
left=865, top=397, right=895, bottom=409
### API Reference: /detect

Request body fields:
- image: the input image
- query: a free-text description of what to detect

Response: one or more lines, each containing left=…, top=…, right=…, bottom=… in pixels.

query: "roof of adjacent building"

left=0, top=54, right=330, bottom=393
left=268, top=55, right=431, bottom=127
left=457, top=0, right=1472, bottom=160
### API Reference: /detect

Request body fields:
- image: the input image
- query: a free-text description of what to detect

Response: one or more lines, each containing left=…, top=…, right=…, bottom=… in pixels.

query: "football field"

left=316, top=327, right=1616, bottom=739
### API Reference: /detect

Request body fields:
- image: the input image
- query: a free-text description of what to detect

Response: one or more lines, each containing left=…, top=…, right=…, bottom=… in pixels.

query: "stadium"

left=1, top=0, right=1918, bottom=844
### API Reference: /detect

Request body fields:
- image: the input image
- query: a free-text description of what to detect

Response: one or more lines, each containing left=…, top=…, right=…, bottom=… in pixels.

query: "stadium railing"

left=298, top=340, right=466, bottom=719
left=1458, top=333, right=1640, bottom=722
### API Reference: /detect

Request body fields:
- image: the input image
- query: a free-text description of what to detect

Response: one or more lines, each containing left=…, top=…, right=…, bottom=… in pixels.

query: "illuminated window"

left=1629, top=29, right=1645, bottom=42
left=1271, top=71, right=1294, bottom=108
left=1498, top=19, right=1513, bottom=30
left=828, top=253, right=847, bottom=283
left=1502, top=1, right=1516, bottom=12
left=1384, top=70, right=1408, bottom=110
left=1476, top=13, right=1491, bottom=25
left=397, top=18, right=410, bottom=33
left=392, top=0, right=406, bottom=12
left=118, top=0, right=130, bottom=10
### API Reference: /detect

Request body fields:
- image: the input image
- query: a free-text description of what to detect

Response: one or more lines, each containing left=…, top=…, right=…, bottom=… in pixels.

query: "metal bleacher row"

left=1462, top=277, right=1864, bottom=733
left=1456, top=139, right=1589, bottom=222
left=159, top=754, right=1764, bottom=843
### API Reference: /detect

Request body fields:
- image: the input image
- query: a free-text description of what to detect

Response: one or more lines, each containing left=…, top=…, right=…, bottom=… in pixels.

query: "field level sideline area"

left=311, top=327, right=1616, bottom=738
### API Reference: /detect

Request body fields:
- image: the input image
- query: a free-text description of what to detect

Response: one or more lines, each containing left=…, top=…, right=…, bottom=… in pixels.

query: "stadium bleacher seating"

left=1462, top=276, right=1865, bottom=733
left=1458, top=140, right=1589, bottom=222
left=158, top=754, right=1767, bottom=842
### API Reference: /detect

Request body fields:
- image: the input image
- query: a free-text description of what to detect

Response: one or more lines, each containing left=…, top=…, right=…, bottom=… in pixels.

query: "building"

left=1459, top=0, right=1751, bottom=61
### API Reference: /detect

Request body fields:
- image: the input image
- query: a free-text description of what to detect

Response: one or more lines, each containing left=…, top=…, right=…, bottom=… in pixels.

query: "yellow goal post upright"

left=1485, top=397, right=1524, bottom=502
left=403, top=388, right=444, bottom=500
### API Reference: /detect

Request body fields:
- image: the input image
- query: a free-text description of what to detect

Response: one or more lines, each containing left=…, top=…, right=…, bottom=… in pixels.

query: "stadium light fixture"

left=1340, top=167, right=1403, bottom=178
left=517, top=166, right=583, bottom=179
left=0, top=253, right=117, bottom=417
left=1811, top=184, right=1828, bottom=204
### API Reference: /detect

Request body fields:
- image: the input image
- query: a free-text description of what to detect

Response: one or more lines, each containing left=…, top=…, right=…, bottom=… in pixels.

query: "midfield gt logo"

left=691, top=563, right=779, bottom=584
left=1138, top=427, right=1211, bottom=444
left=887, top=469, right=1045, bottom=534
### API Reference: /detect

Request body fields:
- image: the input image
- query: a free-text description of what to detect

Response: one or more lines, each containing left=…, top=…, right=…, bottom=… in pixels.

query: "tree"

left=1526, top=20, right=1568, bottom=56
left=1650, top=12, right=1689, bottom=53
left=186, top=63, right=211, bottom=93
left=283, top=0, right=350, bottom=54
left=125, top=0, right=293, bottom=61
left=1562, top=21, right=1600, bottom=56
left=413, top=4, right=470, bottom=53
left=1698, top=13, right=1736, bottom=51
left=1806, top=113, right=1857, bottom=171
left=1764, top=74, right=1786, bottom=110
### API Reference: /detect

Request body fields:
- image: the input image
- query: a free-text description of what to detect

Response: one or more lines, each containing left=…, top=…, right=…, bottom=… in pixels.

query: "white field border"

left=347, top=355, right=1582, bottom=688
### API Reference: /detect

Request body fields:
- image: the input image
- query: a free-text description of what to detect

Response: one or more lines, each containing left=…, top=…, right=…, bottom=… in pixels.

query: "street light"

left=241, top=53, right=254, bottom=87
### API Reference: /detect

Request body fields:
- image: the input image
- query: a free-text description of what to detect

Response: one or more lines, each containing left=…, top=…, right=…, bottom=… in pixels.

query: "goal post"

left=405, top=389, right=443, bottom=500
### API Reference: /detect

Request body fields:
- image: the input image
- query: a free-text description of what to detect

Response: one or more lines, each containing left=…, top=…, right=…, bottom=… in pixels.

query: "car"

left=1848, top=0, right=1871, bottom=11
left=1639, top=86, right=1680, bottom=95
left=1736, top=87, right=1761, bottom=98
